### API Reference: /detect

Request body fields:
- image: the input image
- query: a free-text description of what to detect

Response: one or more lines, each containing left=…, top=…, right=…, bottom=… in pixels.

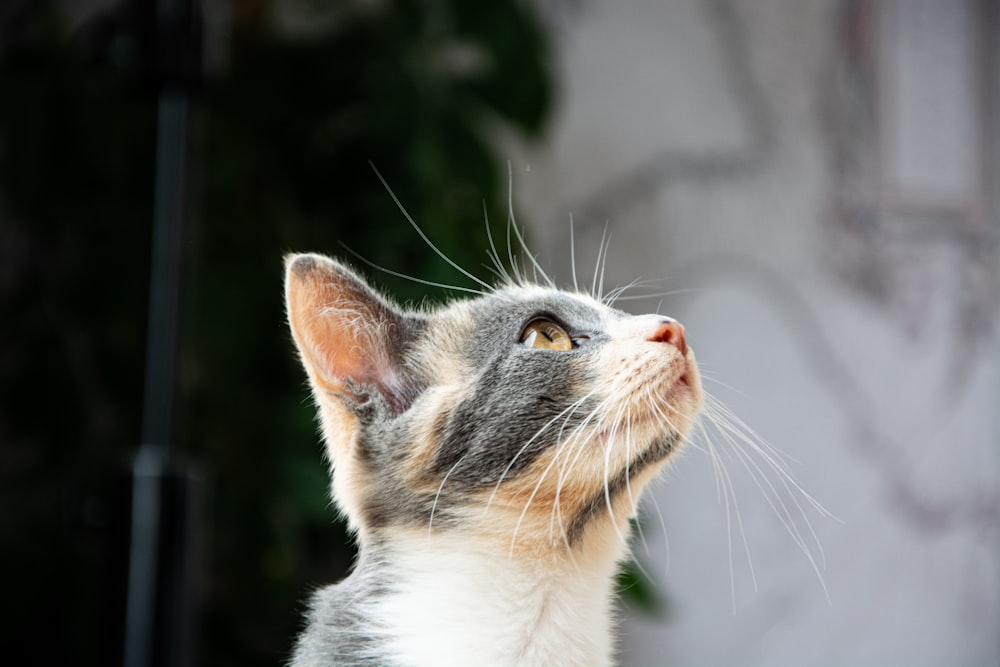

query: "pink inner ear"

left=305, top=314, right=375, bottom=394
left=286, top=255, right=396, bottom=403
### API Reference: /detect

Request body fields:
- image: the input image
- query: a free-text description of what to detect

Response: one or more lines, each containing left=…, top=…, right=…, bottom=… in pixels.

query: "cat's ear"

left=285, top=253, right=412, bottom=414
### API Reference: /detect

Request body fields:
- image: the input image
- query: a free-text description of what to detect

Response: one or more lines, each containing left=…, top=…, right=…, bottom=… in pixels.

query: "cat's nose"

left=648, top=320, right=687, bottom=355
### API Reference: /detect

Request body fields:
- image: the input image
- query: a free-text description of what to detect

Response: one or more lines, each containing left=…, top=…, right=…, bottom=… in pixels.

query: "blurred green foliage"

left=1, top=1, right=666, bottom=663
left=0, top=1, right=550, bottom=665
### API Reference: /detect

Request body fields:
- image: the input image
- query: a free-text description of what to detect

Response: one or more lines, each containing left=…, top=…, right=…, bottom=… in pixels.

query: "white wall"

left=505, top=1, right=1000, bottom=664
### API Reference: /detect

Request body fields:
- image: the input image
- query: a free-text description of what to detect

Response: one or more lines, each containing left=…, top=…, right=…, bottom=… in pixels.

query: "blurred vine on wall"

left=0, top=1, right=551, bottom=665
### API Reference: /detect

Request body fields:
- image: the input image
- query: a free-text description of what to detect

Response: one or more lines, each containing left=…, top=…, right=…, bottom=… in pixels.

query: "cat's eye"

left=519, top=319, right=574, bottom=351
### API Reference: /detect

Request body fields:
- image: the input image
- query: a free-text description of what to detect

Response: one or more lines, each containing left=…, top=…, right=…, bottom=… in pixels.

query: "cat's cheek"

left=465, top=450, right=619, bottom=558
left=674, top=347, right=705, bottom=420
left=397, top=385, right=470, bottom=493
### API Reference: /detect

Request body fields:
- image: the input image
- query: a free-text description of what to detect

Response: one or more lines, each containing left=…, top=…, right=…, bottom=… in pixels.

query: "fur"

left=284, top=253, right=704, bottom=666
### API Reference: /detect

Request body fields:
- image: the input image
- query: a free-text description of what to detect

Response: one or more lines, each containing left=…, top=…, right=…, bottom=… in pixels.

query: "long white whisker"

left=711, top=418, right=829, bottom=592
left=428, top=450, right=473, bottom=540
left=486, top=391, right=599, bottom=516
left=593, top=404, right=659, bottom=590
left=549, top=407, right=609, bottom=556
left=504, top=199, right=523, bottom=285
left=550, top=397, right=617, bottom=546
left=705, top=397, right=835, bottom=521
left=646, top=489, right=671, bottom=580
left=601, top=403, right=631, bottom=548
left=483, top=201, right=512, bottom=286
left=618, top=409, right=659, bottom=588
left=603, top=279, right=643, bottom=307
left=700, top=419, right=753, bottom=611
left=553, top=397, right=613, bottom=490
left=510, top=415, right=597, bottom=559
left=370, top=162, right=493, bottom=291
left=569, top=215, right=580, bottom=293
left=700, top=374, right=751, bottom=397
left=597, top=225, right=612, bottom=301
left=591, top=225, right=608, bottom=299
left=339, top=244, right=487, bottom=295
left=506, top=162, right=555, bottom=288
left=612, top=288, right=702, bottom=302
left=508, top=394, right=616, bottom=558
left=705, top=399, right=832, bottom=601
left=623, top=413, right=643, bottom=544
left=706, top=400, right=841, bottom=525
left=705, top=398, right=798, bottom=471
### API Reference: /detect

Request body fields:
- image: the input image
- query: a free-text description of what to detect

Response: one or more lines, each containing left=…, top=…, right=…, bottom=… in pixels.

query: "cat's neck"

left=361, top=527, right=628, bottom=667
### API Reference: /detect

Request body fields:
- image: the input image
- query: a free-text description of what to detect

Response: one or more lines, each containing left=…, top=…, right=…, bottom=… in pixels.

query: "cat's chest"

left=370, top=536, right=619, bottom=667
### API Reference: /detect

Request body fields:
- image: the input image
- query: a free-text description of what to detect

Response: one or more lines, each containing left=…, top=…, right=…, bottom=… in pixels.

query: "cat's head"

left=285, top=253, right=703, bottom=558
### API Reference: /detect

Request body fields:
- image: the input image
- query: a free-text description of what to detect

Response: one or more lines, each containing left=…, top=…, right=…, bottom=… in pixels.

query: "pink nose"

left=649, top=320, right=687, bottom=355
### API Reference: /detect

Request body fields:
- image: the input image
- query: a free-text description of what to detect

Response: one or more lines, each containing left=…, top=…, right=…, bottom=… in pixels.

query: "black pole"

left=140, top=88, right=187, bottom=454
left=121, top=1, right=201, bottom=666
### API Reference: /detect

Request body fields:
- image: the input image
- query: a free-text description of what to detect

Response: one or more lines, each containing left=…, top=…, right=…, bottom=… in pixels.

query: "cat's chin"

left=632, top=352, right=703, bottom=444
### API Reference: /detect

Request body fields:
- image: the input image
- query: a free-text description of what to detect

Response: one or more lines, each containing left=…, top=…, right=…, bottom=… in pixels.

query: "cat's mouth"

left=595, top=372, right=699, bottom=445
left=664, top=353, right=698, bottom=396
left=652, top=356, right=703, bottom=433
left=673, top=370, right=697, bottom=400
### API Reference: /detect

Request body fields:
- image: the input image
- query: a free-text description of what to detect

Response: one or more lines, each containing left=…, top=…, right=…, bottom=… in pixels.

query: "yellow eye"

left=520, top=319, right=573, bottom=351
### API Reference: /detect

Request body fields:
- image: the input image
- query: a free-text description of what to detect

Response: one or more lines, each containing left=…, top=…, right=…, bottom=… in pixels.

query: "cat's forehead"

left=466, top=284, right=618, bottom=328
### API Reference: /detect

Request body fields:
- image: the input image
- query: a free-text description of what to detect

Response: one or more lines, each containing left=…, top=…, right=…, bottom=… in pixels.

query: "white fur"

left=370, top=531, right=627, bottom=667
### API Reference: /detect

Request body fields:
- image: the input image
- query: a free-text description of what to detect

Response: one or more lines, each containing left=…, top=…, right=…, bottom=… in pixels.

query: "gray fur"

left=291, top=548, right=394, bottom=667
left=332, top=289, right=623, bottom=530
left=429, top=292, right=609, bottom=488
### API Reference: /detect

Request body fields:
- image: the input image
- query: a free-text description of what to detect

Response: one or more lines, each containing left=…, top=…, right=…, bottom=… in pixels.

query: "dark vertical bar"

left=140, top=91, right=188, bottom=452
left=122, top=1, right=200, bottom=666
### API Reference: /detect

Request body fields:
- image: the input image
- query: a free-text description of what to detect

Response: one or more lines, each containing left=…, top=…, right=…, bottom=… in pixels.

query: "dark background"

left=0, top=1, right=553, bottom=664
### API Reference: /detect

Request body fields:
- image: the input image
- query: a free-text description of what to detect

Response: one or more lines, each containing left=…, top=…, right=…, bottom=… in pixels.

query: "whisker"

left=504, top=200, right=524, bottom=286
left=642, top=479, right=672, bottom=580
left=715, top=422, right=825, bottom=564
left=617, top=410, right=660, bottom=588
left=507, top=394, right=614, bottom=558
left=506, top=162, right=555, bottom=289
left=698, top=394, right=833, bottom=603
left=591, top=224, right=609, bottom=300
left=370, top=162, right=493, bottom=292
left=645, top=391, right=755, bottom=610
left=510, top=415, right=595, bottom=559
left=569, top=214, right=580, bottom=293
left=717, top=424, right=828, bottom=601
left=707, top=421, right=756, bottom=611
left=622, top=412, right=644, bottom=545
left=598, top=225, right=611, bottom=301
left=485, top=391, right=599, bottom=516
left=428, top=449, right=472, bottom=539
left=603, top=279, right=643, bottom=307
left=611, top=288, right=702, bottom=302
left=483, top=200, right=512, bottom=286
left=601, top=404, right=632, bottom=548
left=591, top=406, right=660, bottom=590
left=339, top=244, right=487, bottom=295
left=705, top=398, right=835, bottom=520
left=549, top=409, right=607, bottom=558
left=550, top=398, right=616, bottom=546
left=698, top=373, right=748, bottom=397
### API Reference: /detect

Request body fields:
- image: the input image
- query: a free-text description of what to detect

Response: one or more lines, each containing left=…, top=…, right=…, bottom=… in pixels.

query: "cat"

left=284, top=247, right=704, bottom=667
